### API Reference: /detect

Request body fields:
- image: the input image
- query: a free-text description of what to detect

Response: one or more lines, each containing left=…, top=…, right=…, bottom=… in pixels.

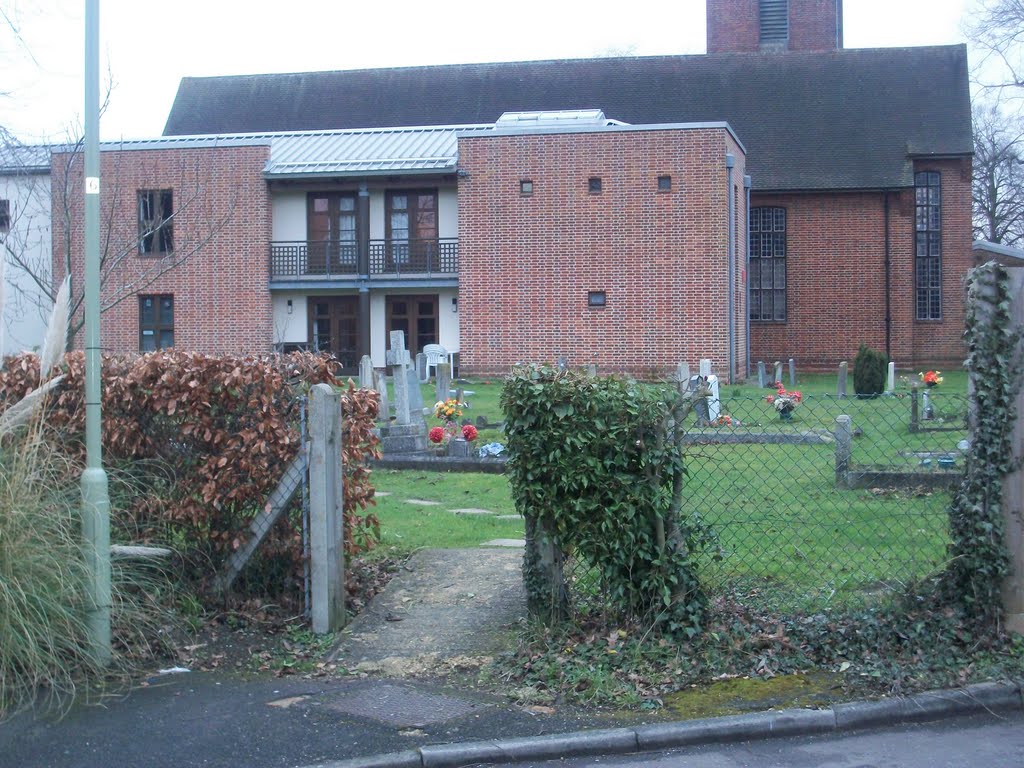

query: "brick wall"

left=707, top=0, right=842, bottom=53
left=749, top=157, right=972, bottom=371
left=457, top=127, right=747, bottom=380
left=51, top=145, right=273, bottom=355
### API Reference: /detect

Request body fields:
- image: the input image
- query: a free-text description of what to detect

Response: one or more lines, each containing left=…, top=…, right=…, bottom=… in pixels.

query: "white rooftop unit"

left=495, top=109, right=608, bottom=129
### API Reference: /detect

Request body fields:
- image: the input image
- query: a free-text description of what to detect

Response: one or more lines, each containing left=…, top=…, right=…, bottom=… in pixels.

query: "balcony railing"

left=270, top=238, right=458, bottom=280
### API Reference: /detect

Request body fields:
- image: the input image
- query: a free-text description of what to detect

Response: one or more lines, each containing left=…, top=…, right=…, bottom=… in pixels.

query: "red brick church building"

left=53, top=0, right=973, bottom=379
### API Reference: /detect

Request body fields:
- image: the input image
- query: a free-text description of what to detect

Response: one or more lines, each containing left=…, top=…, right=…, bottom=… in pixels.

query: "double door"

left=309, top=296, right=359, bottom=371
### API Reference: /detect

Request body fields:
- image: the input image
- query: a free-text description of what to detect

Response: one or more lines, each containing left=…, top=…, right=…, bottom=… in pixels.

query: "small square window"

left=658, top=175, right=672, bottom=192
left=588, top=177, right=602, bottom=194
left=588, top=290, right=607, bottom=308
left=0, top=199, right=9, bottom=231
left=520, top=179, right=533, bottom=196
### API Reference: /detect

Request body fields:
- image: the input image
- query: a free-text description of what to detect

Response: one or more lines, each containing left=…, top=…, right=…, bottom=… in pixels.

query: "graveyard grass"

left=371, top=369, right=966, bottom=608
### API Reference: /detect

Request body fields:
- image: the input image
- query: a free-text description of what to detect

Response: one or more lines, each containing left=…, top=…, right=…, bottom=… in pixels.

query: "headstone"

left=557, top=356, right=568, bottom=371
left=448, top=438, right=470, bottom=458
left=406, top=366, right=425, bottom=421
left=834, top=415, right=853, bottom=485
left=585, top=364, right=597, bottom=377
left=358, top=355, right=373, bottom=389
left=688, top=374, right=721, bottom=424
left=886, top=362, right=896, bottom=393
left=699, top=359, right=712, bottom=377
left=788, top=358, right=796, bottom=387
left=374, top=370, right=389, bottom=421
left=455, top=387, right=464, bottom=407
left=415, top=352, right=428, bottom=383
left=773, top=361, right=783, bottom=384
left=475, top=415, right=488, bottom=428
left=837, top=361, right=848, bottom=399
left=435, top=362, right=451, bottom=404
left=675, top=362, right=691, bottom=383
left=389, top=331, right=411, bottom=426
left=757, top=361, right=767, bottom=388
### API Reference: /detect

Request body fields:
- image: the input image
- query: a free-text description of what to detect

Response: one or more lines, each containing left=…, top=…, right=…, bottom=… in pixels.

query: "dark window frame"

left=749, top=206, right=787, bottom=323
left=657, top=175, right=672, bottom=192
left=587, top=290, right=607, bottom=308
left=915, top=171, right=942, bottom=321
left=588, top=177, right=602, bottom=194
left=138, top=189, right=174, bottom=255
left=0, top=199, right=10, bottom=231
left=520, top=179, right=534, bottom=196
left=139, top=294, right=174, bottom=351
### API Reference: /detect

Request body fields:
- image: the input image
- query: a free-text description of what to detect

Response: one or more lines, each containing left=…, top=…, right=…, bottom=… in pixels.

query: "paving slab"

left=403, top=498, right=443, bottom=506
left=451, top=508, right=497, bottom=516
left=481, top=539, right=526, bottom=548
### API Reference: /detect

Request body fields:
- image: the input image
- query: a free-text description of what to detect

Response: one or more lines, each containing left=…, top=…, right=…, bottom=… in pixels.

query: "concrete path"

left=334, top=548, right=525, bottom=677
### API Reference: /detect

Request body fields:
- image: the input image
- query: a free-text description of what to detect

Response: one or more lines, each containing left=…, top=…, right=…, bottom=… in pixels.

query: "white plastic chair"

left=423, top=344, right=451, bottom=379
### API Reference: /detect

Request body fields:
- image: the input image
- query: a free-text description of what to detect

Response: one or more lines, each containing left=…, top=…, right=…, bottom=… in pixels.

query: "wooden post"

left=309, top=384, right=345, bottom=633
left=1002, top=268, right=1024, bottom=634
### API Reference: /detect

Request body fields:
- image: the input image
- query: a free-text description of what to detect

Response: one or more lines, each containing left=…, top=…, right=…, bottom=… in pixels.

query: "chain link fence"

left=561, top=388, right=967, bottom=619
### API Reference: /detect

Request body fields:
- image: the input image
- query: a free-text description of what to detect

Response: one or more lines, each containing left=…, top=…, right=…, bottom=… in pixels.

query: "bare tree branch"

left=973, top=102, right=1024, bottom=247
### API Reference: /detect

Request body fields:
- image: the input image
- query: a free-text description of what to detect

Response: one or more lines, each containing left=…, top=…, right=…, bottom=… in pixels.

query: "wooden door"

left=308, top=193, right=358, bottom=274
left=309, top=296, right=360, bottom=370
left=386, top=190, right=438, bottom=271
left=385, top=294, right=438, bottom=357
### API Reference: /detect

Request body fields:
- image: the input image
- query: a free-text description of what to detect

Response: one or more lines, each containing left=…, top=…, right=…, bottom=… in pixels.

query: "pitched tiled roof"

left=163, top=47, right=972, bottom=192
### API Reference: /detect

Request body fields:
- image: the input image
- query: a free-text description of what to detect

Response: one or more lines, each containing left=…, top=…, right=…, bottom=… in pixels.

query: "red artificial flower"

left=428, top=426, right=446, bottom=444
left=462, top=424, right=479, bottom=442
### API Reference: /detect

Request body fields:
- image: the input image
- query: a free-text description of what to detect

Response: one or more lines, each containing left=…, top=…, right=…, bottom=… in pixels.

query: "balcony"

left=270, top=238, right=458, bottom=280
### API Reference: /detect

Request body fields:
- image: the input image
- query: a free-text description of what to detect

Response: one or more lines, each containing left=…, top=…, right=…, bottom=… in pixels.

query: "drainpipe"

left=884, top=190, right=892, bottom=361
left=357, top=181, right=371, bottom=361
left=726, top=154, right=736, bottom=384
left=744, top=174, right=752, bottom=380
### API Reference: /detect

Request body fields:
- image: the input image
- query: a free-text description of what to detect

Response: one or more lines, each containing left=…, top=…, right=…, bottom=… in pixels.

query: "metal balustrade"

left=270, top=238, right=458, bottom=279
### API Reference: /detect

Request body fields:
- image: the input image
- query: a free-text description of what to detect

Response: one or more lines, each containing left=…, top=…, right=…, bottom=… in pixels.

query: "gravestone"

left=448, top=438, right=470, bottom=458
left=378, top=331, right=426, bottom=453
left=688, top=374, right=721, bottom=424
left=886, top=362, right=896, bottom=393
left=415, top=352, right=428, bottom=383
left=557, top=356, right=568, bottom=371
left=374, top=370, right=389, bottom=422
left=788, top=358, right=796, bottom=387
left=773, top=361, right=783, bottom=384
left=435, top=363, right=451, bottom=404
left=757, top=361, right=767, bottom=388
left=699, top=359, right=712, bottom=377
left=675, top=362, right=691, bottom=384
left=585, top=364, right=597, bottom=377
left=358, top=355, right=374, bottom=389
left=837, top=361, right=848, bottom=399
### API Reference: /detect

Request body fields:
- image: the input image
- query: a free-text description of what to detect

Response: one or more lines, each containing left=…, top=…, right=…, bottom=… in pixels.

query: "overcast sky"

left=1, top=0, right=974, bottom=143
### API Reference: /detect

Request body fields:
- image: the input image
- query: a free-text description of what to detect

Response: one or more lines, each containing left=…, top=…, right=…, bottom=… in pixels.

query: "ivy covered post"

left=947, top=263, right=1024, bottom=632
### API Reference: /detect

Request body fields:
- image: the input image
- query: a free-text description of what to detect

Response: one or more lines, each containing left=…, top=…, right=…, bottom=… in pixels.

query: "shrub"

left=0, top=351, right=381, bottom=595
left=853, top=343, right=888, bottom=397
left=502, top=366, right=712, bottom=635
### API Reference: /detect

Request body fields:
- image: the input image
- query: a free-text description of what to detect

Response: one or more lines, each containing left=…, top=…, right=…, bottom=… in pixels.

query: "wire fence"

left=562, top=389, right=967, bottom=618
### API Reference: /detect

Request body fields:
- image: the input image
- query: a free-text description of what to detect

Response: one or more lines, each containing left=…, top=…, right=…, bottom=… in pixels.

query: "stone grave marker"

left=407, top=365, right=425, bottom=422
left=358, top=355, right=374, bottom=389
left=675, top=362, right=691, bottom=383
left=585, top=363, right=597, bottom=377
left=886, top=362, right=896, bottom=393
left=773, top=361, right=783, bottom=384
left=388, top=331, right=412, bottom=426
left=699, top=358, right=712, bottom=377
left=557, top=356, right=568, bottom=371
left=838, top=361, right=848, bottom=399
left=378, top=331, right=426, bottom=453
left=374, top=370, right=389, bottom=421
left=757, top=361, right=766, bottom=388
left=415, top=352, right=428, bottom=383
left=435, top=362, right=452, bottom=404
left=788, top=358, right=796, bottom=387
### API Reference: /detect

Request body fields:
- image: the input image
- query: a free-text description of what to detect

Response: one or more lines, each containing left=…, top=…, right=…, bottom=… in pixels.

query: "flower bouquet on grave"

left=433, top=398, right=464, bottom=422
left=428, top=421, right=461, bottom=455
left=919, top=370, right=943, bottom=387
left=766, top=382, right=802, bottom=420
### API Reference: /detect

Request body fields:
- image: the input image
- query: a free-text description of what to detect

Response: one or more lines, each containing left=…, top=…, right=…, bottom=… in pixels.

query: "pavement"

left=2, top=547, right=1022, bottom=768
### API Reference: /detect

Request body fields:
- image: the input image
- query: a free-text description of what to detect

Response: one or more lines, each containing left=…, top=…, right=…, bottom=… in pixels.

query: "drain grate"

left=323, top=684, right=490, bottom=727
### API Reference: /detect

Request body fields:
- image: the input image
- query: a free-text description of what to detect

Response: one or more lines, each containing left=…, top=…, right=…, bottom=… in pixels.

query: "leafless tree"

left=973, top=103, right=1024, bottom=247
left=967, top=0, right=1024, bottom=99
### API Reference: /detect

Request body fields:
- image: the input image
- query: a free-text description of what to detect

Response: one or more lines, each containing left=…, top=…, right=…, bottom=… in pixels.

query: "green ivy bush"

left=501, top=366, right=713, bottom=636
left=853, top=343, right=888, bottom=398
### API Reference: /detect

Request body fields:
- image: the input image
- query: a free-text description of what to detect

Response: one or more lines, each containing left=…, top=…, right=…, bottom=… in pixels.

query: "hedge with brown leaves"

left=0, top=350, right=381, bottom=590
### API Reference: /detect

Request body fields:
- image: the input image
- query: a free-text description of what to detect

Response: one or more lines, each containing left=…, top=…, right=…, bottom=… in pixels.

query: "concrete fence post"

left=309, top=383, right=346, bottom=634
left=835, top=415, right=852, bottom=486
left=1002, top=268, right=1024, bottom=634
left=837, top=361, right=848, bottom=399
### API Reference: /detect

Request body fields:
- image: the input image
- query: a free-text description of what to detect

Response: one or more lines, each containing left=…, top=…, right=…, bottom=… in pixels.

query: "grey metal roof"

left=263, top=124, right=492, bottom=178
left=0, top=144, right=51, bottom=174
left=973, top=240, right=1024, bottom=262
left=163, top=46, right=973, bottom=191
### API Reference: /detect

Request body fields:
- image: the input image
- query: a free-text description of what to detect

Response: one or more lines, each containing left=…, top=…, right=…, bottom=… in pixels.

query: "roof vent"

left=759, top=0, right=789, bottom=44
left=495, top=109, right=607, bottom=129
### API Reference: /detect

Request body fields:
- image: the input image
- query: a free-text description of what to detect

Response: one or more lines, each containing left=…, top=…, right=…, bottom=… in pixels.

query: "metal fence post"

left=309, top=383, right=346, bottom=633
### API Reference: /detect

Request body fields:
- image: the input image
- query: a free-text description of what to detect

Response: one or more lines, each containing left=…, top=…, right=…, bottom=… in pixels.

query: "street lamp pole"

left=82, top=0, right=111, bottom=665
